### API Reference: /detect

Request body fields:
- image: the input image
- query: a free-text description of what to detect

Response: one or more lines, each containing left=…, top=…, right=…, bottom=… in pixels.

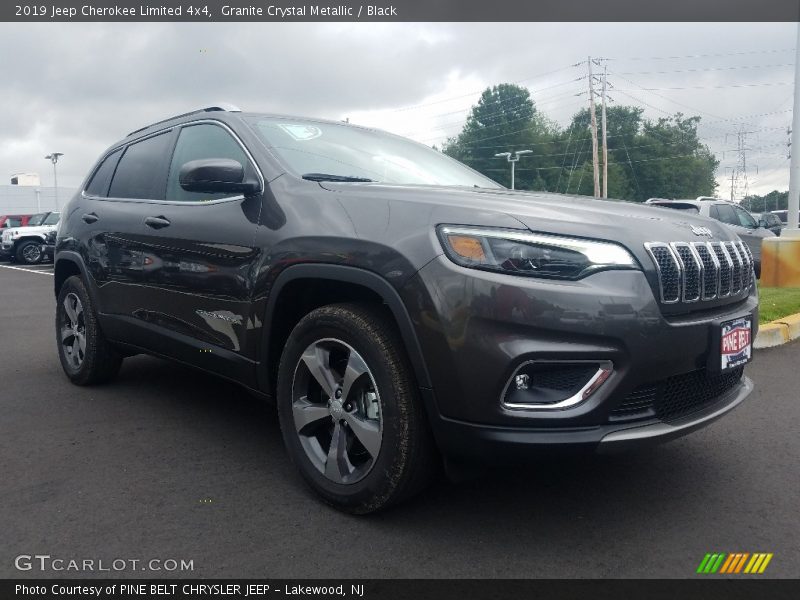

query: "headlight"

left=437, top=226, right=639, bottom=280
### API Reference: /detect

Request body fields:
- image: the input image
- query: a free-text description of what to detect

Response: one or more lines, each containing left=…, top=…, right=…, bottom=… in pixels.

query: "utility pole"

left=729, top=168, right=736, bottom=202
left=494, top=150, right=532, bottom=190
left=735, top=127, right=753, bottom=203
left=601, top=63, right=609, bottom=198
left=587, top=57, right=600, bottom=198
left=789, top=21, right=800, bottom=231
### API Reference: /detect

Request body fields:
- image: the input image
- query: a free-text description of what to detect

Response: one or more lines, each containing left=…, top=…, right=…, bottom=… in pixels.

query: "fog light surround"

left=502, top=360, right=614, bottom=411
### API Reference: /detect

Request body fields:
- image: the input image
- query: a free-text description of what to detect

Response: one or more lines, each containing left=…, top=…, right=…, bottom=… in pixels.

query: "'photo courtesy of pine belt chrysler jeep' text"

left=53, top=105, right=757, bottom=513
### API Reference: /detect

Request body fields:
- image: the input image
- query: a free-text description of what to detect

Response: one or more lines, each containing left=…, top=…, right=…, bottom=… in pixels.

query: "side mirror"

left=758, top=219, right=769, bottom=228
left=179, top=158, right=260, bottom=195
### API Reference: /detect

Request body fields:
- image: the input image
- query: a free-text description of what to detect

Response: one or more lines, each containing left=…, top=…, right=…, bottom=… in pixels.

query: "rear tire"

left=56, top=276, right=123, bottom=385
left=276, top=303, right=437, bottom=514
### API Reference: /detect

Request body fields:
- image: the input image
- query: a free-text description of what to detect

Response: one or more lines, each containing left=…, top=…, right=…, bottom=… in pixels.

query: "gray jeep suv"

left=54, top=106, right=757, bottom=513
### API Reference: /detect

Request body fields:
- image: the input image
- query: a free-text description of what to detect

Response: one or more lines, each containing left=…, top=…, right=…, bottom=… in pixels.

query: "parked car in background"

left=645, top=198, right=775, bottom=276
left=54, top=106, right=757, bottom=513
left=751, top=212, right=784, bottom=236
left=770, top=210, right=800, bottom=228
left=0, top=214, right=33, bottom=232
left=1, top=211, right=60, bottom=264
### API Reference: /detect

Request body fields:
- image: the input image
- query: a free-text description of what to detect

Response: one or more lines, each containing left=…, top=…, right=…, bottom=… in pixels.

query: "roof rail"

left=126, top=104, right=242, bottom=137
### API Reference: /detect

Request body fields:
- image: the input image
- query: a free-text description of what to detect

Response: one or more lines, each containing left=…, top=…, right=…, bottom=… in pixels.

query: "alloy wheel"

left=60, top=293, right=86, bottom=369
left=22, top=244, right=41, bottom=264
left=291, top=338, right=382, bottom=484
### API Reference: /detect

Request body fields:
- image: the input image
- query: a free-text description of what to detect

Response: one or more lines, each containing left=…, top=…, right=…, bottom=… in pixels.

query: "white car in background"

left=0, top=211, right=60, bottom=265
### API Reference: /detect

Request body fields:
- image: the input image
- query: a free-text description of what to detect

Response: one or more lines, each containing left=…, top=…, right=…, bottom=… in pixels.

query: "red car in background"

left=0, top=215, right=33, bottom=231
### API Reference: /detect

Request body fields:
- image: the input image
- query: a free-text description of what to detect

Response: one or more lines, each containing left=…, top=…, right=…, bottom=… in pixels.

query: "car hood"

left=321, top=182, right=739, bottom=248
left=2, top=224, right=57, bottom=239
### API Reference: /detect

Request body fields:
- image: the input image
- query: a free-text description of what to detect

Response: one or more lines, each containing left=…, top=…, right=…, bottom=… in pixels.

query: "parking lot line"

left=0, top=264, right=54, bottom=276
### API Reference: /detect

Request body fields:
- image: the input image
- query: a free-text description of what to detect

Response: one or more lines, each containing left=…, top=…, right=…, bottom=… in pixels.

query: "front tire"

left=15, top=240, right=42, bottom=264
left=56, top=276, right=123, bottom=385
left=277, top=303, right=436, bottom=514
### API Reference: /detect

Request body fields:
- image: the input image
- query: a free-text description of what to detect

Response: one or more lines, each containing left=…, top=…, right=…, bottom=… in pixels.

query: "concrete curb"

left=754, top=312, right=800, bottom=349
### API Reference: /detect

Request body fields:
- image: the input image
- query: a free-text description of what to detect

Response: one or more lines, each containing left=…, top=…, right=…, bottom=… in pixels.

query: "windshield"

left=247, top=117, right=502, bottom=188
left=43, top=212, right=60, bottom=225
left=27, top=213, right=47, bottom=226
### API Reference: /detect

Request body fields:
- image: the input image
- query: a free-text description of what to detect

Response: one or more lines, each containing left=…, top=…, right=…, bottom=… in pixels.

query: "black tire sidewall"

left=277, top=307, right=413, bottom=511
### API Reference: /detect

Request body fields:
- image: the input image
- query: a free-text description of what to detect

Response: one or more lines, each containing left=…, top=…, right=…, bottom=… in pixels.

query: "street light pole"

left=494, top=150, right=532, bottom=190
left=45, top=152, right=64, bottom=210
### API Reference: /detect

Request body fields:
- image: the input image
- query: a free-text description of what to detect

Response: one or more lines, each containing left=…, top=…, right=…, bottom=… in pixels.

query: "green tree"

left=743, top=190, right=788, bottom=213
left=443, top=83, right=720, bottom=201
left=442, top=84, right=557, bottom=190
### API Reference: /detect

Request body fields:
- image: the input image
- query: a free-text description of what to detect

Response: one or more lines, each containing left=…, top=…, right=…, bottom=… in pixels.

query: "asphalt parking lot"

left=1, top=263, right=798, bottom=579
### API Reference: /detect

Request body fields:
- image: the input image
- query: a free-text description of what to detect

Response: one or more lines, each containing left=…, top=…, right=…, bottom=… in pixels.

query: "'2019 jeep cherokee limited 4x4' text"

left=55, top=105, right=757, bottom=513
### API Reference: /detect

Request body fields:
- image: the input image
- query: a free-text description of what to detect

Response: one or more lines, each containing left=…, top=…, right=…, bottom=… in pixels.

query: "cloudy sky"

left=1, top=22, right=796, bottom=197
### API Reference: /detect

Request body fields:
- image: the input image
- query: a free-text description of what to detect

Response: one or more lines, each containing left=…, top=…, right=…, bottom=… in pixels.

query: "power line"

left=610, top=48, right=795, bottom=62
left=387, top=63, right=578, bottom=113
left=617, top=63, right=794, bottom=76
left=618, top=81, right=792, bottom=91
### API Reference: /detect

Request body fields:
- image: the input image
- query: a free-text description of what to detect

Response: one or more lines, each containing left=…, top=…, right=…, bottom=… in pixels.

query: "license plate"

left=720, top=316, right=752, bottom=371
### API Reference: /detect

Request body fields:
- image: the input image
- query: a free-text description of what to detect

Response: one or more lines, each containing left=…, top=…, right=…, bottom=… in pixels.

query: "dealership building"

left=0, top=184, right=77, bottom=215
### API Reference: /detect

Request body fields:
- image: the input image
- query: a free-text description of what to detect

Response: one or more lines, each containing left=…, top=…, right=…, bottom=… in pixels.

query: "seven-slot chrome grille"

left=644, top=240, right=754, bottom=304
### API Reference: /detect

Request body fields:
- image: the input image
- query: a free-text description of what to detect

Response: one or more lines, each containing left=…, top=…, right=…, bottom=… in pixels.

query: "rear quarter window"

left=85, top=148, right=122, bottom=197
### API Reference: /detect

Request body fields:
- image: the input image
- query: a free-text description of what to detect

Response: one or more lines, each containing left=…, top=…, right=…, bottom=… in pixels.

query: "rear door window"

left=108, top=132, right=173, bottom=200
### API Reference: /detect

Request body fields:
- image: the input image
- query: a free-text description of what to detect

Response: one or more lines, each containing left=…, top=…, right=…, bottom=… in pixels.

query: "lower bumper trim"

left=597, top=375, right=752, bottom=452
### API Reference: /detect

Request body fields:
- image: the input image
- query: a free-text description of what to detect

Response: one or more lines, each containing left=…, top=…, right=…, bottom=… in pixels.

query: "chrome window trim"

left=501, top=361, right=614, bottom=411
left=82, top=118, right=265, bottom=206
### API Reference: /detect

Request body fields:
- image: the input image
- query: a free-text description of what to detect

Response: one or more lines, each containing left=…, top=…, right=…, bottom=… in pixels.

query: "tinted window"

left=734, top=207, right=757, bottom=229
left=166, top=124, right=251, bottom=202
left=6, top=218, right=21, bottom=227
left=43, top=212, right=60, bottom=225
left=108, top=132, right=172, bottom=200
left=85, top=148, right=122, bottom=197
left=712, top=204, right=739, bottom=226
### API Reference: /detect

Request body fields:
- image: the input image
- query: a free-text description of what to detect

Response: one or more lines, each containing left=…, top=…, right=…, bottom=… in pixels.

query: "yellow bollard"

left=760, top=230, right=800, bottom=287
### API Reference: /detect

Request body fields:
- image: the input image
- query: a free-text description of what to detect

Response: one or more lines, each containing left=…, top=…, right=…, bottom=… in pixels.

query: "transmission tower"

left=728, top=127, right=757, bottom=204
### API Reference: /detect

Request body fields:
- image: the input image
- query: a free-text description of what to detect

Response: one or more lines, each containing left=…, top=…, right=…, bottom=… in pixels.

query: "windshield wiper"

left=302, top=173, right=373, bottom=183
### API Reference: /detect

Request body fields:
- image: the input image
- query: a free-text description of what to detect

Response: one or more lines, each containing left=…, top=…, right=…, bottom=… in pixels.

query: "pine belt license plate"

left=719, top=316, right=753, bottom=371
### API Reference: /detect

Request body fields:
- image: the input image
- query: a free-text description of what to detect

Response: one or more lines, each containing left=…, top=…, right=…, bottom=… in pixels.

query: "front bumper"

left=426, top=376, right=751, bottom=460
left=402, top=255, right=758, bottom=458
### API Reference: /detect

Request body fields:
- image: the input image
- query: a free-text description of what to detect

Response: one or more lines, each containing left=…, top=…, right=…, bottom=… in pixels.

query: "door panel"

left=132, top=122, right=265, bottom=372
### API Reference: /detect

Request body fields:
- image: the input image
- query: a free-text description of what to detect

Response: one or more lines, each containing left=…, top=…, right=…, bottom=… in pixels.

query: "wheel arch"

left=54, top=251, right=100, bottom=309
left=259, top=264, right=432, bottom=396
